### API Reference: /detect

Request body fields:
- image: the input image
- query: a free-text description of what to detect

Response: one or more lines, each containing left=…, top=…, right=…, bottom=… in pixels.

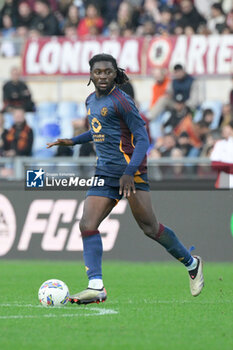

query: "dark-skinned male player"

left=47, top=54, right=204, bottom=304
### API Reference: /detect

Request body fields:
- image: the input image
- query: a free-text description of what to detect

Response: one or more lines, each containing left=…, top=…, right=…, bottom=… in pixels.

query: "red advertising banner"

left=147, top=35, right=233, bottom=76
left=22, top=35, right=233, bottom=77
left=22, top=37, right=144, bottom=76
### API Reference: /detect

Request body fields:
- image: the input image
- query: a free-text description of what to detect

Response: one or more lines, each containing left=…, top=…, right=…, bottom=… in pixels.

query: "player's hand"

left=119, top=174, right=136, bottom=198
left=46, top=139, right=74, bottom=148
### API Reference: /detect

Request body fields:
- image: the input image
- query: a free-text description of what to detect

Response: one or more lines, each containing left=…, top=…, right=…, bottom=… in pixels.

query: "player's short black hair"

left=88, top=53, right=129, bottom=86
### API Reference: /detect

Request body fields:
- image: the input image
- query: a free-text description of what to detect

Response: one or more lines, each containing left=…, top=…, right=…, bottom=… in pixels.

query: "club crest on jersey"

left=91, top=117, right=102, bottom=133
left=101, top=107, right=108, bottom=117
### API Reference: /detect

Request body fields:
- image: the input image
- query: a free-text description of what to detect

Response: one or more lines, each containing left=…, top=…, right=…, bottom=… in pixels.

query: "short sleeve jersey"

left=86, top=86, right=147, bottom=177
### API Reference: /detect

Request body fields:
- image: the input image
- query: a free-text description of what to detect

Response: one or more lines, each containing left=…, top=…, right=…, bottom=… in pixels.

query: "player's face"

left=91, top=61, right=117, bottom=95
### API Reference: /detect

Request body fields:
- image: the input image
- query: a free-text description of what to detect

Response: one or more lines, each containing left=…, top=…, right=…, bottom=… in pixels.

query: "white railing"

left=0, top=156, right=212, bottom=180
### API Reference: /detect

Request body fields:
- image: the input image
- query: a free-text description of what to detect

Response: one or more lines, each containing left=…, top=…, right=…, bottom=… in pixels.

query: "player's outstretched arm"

left=46, top=139, right=74, bottom=148
left=47, top=130, right=93, bottom=149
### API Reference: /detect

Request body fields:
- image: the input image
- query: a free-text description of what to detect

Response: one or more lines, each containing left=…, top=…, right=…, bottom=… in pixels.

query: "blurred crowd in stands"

left=0, top=63, right=232, bottom=167
left=0, top=0, right=232, bottom=44
left=146, top=64, right=233, bottom=160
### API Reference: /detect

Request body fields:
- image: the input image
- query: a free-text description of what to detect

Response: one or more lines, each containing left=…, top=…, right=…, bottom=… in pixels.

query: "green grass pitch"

left=0, top=261, right=232, bottom=350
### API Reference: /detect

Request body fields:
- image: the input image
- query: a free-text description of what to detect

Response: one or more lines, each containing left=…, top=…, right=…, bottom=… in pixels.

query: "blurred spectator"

left=171, top=64, right=199, bottom=109
left=148, top=65, right=198, bottom=121
left=28, top=27, right=42, bottom=39
left=226, top=9, right=233, bottom=33
left=147, top=146, right=162, bottom=180
left=176, top=0, right=206, bottom=32
left=156, top=6, right=175, bottom=35
left=207, top=3, right=226, bottom=34
left=201, top=108, right=215, bottom=126
left=230, top=78, right=233, bottom=108
left=0, top=113, right=6, bottom=156
left=0, top=13, right=15, bottom=37
left=0, top=0, right=18, bottom=29
left=57, top=0, right=74, bottom=17
left=177, top=131, right=192, bottom=156
left=2, top=66, right=35, bottom=112
left=136, top=19, right=156, bottom=36
left=174, top=118, right=210, bottom=155
left=0, top=20, right=16, bottom=56
left=63, top=23, right=78, bottom=38
left=31, top=0, right=61, bottom=36
left=184, top=25, right=195, bottom=36
left=173, top=24, right=184, bottom=35
left=139, top=0, right=161, bottom=27
left=117, top=1, right=138, bottom=34
left=163, top=93, right=192, bottom=134
left=219, top=25, right=231, bottom=34
left=150, top=67, right=170, bottom=109
left=16, top=25, right=29, bottom=39
left=121, top=27, right=134, bottom=37
left=148, top=147, right=161, bottom=159
left=219, top=104, right=233, bottom=127
left=16, top=1, right=34, bottom=29
left=64, top=4, right=80, bottom=28
left=156, top=133, right=177, bottom=157
left=102, top=0, right=123, bottom=25
left=148, top=68, right=172, bottom=131
left=77, top=4, right=104, bottom=37
left=170, top=147, right=185, bottom=177
left=2, top=107, right=33, bottom=156
left=200, top=129, right=221, bottom=158
left=28, top=0, right=58, bottom=12
left=105, top=21, right=121, bottom=38
left=197, top=23, right=212, bottom=35
left=210, top=120, right=233, bottom=188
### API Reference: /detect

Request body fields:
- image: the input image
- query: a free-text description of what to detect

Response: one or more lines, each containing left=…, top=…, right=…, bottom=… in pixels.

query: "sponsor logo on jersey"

left=91, top=117, right=102, bottom=133
left=101, top=107, right=108, bottom=117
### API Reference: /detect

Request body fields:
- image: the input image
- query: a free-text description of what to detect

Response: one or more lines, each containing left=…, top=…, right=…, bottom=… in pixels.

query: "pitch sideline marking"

left=0, top=304, right=118, bottom=319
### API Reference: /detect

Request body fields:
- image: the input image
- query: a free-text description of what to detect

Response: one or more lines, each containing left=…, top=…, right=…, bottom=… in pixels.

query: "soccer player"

left=47, top=54, right=204, bottom=304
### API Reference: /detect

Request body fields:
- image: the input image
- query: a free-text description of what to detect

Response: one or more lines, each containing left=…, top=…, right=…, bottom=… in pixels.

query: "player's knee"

left=144, top=230, right=155, bottom=239
left=143, top=222, right=160, bottom=239
left=79, top=218, right=89, bottom=234
left=79, top=217, right=99, bottom=233
left=143, top=225, right=158, bottom=239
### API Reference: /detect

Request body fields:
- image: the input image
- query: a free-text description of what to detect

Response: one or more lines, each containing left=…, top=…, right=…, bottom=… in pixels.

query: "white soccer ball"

left=38, top=279, right=70, bottom=307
